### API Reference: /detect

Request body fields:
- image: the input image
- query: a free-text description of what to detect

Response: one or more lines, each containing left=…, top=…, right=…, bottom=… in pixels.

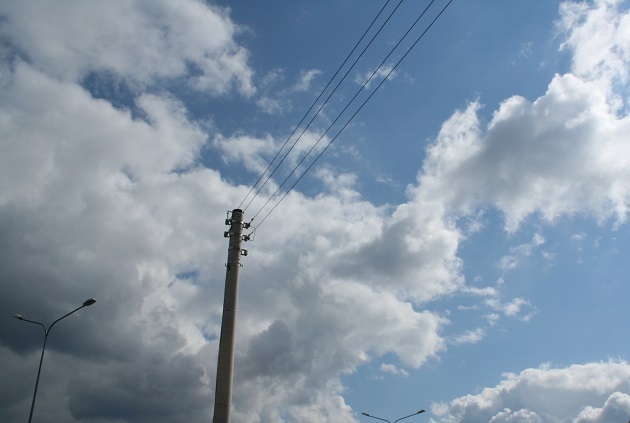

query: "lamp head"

left=12, top=314, right=24, bottom=320
left=83, top=298, right=96, bottom=307
left=362, top=413, right=370, bottom=416
left=417, top=410, right=426, bottom=414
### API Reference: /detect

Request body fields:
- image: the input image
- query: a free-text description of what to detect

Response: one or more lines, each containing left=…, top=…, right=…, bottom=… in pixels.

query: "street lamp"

left=13, top=298, right=96, bottom=423
left=362, top=409, right=426, bottom=423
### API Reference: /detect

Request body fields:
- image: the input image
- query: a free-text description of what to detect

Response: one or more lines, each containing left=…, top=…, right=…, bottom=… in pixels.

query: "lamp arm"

left=48, top=304, right=85, bottom=333
left=393, top=410, right=426, bottom=423
left=362, top=413, right=391, bottom=423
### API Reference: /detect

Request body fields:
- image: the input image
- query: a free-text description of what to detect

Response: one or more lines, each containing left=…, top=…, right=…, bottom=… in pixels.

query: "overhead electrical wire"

left=237, top=0, right=399, bottom=211
left=249, top=0, right=455, bottom=232
left=241, top=0, right=405, bottom=214
left=249, top=0, right=438, bottom=224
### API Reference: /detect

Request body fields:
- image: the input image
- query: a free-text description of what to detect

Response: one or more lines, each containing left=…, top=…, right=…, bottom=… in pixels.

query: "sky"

left=1, top=0, right=630, bottom=422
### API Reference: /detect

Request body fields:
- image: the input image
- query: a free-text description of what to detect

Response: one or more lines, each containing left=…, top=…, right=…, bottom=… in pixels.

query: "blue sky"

left=1, top=1, right=630, bottom=422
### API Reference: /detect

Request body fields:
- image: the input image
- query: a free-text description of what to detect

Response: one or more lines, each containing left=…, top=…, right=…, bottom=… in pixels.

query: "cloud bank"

left=432, top=360, right=630, bottom=423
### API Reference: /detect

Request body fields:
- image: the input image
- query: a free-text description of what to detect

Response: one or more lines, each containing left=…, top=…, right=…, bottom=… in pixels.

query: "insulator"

left=224, top=231, right=230, bottom=238
left=241, top=249, right=248, bottom=256
left=225, top=219, right=231, bottom=226
left=243, top=222, right=251, bottom=229
left=242, top=234, right=250, bottom=242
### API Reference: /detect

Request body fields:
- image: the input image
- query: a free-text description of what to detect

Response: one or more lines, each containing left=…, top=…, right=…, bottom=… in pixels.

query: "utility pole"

left=213, top=209, right=249, bottom=423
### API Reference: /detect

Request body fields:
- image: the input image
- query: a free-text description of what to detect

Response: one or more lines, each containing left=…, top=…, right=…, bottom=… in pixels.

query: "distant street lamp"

left=362, top=409, right=426, bottom=423
left=13, top=298, right=96, bottom=423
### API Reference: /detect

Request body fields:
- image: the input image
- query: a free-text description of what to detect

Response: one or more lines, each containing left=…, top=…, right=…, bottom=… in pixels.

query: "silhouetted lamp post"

left=13, top=298, right=96, bottom=423
left=362, top=409, right=426, bottom=423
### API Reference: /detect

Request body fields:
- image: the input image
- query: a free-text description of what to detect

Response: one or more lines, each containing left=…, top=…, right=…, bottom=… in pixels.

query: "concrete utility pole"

left=213, top=209, right=248, bottom=423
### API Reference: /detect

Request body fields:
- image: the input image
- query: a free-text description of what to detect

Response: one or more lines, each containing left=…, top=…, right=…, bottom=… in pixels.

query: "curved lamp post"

left=362, top=409, right=426, bottom=423
left=13, top=298, right=96, bottom=423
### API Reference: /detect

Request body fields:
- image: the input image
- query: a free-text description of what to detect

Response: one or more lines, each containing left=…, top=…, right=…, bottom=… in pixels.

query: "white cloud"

left=415, top=71, right=630, bottom=232
left=490, top=408, right=543, bottom=423
left=0, top=0, right=255, bottom=96
left=449, top=328, right=486, bottom=346
left=0, top=65, right=243, bottom=423
left=380, top=363, right=410, bottom=378
left=572, top=232, right=587, bottom=241
left=519, top=41, right=534, bottom=59
left=559, top=0, right=630, bottom=87
left=293, top=69, right=322, bottom=92
left=0, top=62, right=207, bottom=209
left=574, top=391, right=630, bottom=423
left=213, top=133, right=279, bottom=176
left=252, top=68, right=321, bottom=115
left=256, top=96, right=287, bottom=115
left=0, top=58, right=449, bottom=420
left=497, top=233, right=545, bottom=272
left=432, top=361, right=630, bottom=423
left=485, top=297, right=537, bottom=322
left=212, top=129, right=332, bottom=201
left=485, top=313, right=500, bottom=326
left=408, top=0, right=630, bottom=233
left=355, top=64, right=397, bottom=89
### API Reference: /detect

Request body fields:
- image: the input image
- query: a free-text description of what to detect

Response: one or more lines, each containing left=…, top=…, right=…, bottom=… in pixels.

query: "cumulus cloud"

left=0, top=0, right=255, bottom=95
left=432, top=361, right=630, bottom=423
left=559, top=0, right=630, bottom=87
left=574, top=391, right=630, bottom=423
left=212, top=129, right=332, bottom=200
left=415, top=72, right=630, bottom=232
left=413, top=0, right=630, bottom=233
left=0, top=55, right=447, bottom=423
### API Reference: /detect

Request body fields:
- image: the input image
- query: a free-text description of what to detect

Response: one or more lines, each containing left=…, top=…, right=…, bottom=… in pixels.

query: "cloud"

left=212, top=129, right=332, bottom=194
left=412, top=0, right=630, bottom=234
left=355, top=64, right=397, bottom=89
left=496, top=233, right=545, bottom=272
left=0, top=57, right=448, bottom=421
left=415, top=72, right=630, bottom=233
left=292, top=69, right=322, bottom=92
left=449, top=328, right=486, bottom=346
left=252, top=68, right=321, bottom=115
left=380, top=363, right=410, bottom=378
left=559, top=0, right=630, bottom=87
left=0, top=0, right=255, bottom=96
left=0, top=10, right=247, bottom=420
left=485, top=297, right=538, bottom=322
left=574, top=391, right=630, bottom=423
left=432, top=360, right=630, bottom=423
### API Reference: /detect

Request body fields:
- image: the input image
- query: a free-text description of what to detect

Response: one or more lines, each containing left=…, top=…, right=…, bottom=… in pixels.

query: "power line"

left=238, top=0, right=398, bottom=211
left=247, top=0, right=427, bottom=224
left=250, top=0, right=455, bottom=232
left=248, top=0, right=443, bottom=224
